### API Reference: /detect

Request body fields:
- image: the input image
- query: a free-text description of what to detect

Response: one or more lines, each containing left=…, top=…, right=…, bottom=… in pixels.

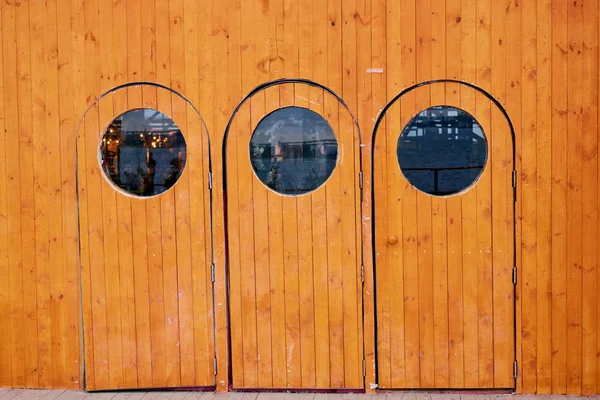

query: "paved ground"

left=0, top=390, right=598, bottom=400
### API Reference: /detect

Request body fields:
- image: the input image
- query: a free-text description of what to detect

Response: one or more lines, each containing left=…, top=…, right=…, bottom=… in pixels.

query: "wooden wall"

left=0, top=0, right=599, bottom=395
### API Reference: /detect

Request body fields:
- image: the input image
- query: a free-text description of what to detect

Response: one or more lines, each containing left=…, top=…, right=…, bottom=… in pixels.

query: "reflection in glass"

left=100, top=108, right=187, bottom=197
left=397, top=106, right=487, bottom=196
left=250, top=107, right=338, bottom=196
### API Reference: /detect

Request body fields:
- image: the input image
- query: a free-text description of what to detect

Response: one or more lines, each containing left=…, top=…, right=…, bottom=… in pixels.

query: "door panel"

left=373, top=82, right=514, bottom=389
left=78, top=84, right=215, bottom=390
left=225, top=82, right=363, bottom=389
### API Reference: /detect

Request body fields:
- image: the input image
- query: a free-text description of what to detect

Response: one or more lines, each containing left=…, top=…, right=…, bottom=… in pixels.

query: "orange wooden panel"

left=78, top=85, right=215, bottom=390
left=0, top=0, right=11, bottom=386
left=30, top=0, right=51, bottom=388
left=225, top=83, right=363, bottom=389
left=581, top=0, right=600, bottom=395
left=535, top=0, right=553, bottom=393
left=374, top=82, right=515, bottom=389
left=520, top=0, right=538, bottom=392
left=459, top=0, right=477, bottom=389
left=550, top=0, right=569, bottom=394
left=566, top=0, right=584, bottom=394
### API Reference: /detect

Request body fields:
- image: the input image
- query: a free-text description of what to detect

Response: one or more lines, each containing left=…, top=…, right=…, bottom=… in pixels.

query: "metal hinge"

left=214, top=357, right=218, bottom=375
left=512, top=267, right=517, bottom=285
left=361, top=265, right=365, bottom=283
left=362, top=359, right=366, bottom=377
left=211, top=263, right=215, bottom=283
left=513, top=360, right=518, bottom=378
left=208, top=172, right=213, bottom=190
left=513, top=170, right=517, bottom=202
left=359, top=171, right=363, bottom=189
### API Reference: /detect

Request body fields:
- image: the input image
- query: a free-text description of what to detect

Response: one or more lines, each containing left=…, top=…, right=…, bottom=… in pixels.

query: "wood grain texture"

left=77, top=85, right=215, bottom=390
left=224, top=83, right=363, bottom=390
left=0, top=0, right=599, bottom=394
left=373, top=83, right=515, bottom=389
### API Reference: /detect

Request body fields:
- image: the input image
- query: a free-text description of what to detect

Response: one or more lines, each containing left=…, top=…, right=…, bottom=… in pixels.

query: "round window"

left=99, top=108, right=187, bottom=197
left=249, top=106, right=338, bottom=196
left=397, top=106, right=488, bottom=196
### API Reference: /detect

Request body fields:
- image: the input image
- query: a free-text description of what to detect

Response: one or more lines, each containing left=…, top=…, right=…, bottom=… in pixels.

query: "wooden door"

left=78, top=84, right=215, bottom=390
left=225, top=82, right=363, bottom=390
left=373, top=82, right=515, bottom=389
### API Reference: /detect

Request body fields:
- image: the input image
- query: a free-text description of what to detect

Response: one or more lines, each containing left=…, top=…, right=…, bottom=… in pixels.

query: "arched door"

left=373, top=81, right=515, bottom=389
left=77, top=83, right=215, bottom=390
left=224, top=81, right=363, bottom=390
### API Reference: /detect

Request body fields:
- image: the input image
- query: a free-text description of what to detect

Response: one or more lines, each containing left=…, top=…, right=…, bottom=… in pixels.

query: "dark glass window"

left=397, top=106, right=487, bottom=196
left=249, top=107, right=338, bottom=196
left=100, top=108, right=187, bottom=197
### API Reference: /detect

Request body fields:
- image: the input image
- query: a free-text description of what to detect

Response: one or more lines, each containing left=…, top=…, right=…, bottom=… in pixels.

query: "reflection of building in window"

left=397, top=106, right=487, bottom=196
left=250, top=107, right=338, bottom=196
left=100, top=109, right=187, bottom=197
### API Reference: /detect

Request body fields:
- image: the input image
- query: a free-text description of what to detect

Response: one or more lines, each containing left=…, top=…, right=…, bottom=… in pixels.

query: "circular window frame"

left=97, top=107, right=188, bottom=199
left=248, top=105, right=341, bottom=198
left=396, top=104, right=489, bottom=198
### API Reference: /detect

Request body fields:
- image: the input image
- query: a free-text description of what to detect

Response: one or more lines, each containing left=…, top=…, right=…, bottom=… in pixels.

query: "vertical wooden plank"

left=581, top=0, right=599, bottom=394
left=491, top=0, right=512, bottom=387
left=415, top=1, right=435, bottom=388
left=297, top=2, right=316, bottom=388
left=432, top=1, right=450, bottom=389
left=209, top=0, right=229, bottom=389
left=505, top=0, right=522, bottom=391
left=376, top=0, right=398, bottom=387
left=263, top=86, right=284, bottom=392
left=111, top=0, right=137, bottom=387
left=184, top=0, right=211, bottom=386
left=356, top=0, right=375, bottom=388
left=566, top=0, right=583, bottom=393
left=225, top=0, right=243, bottom=386
left=227, top=113, right=244, bottom=389
left=30, top=0, right=50, bottom=387
left=171, top=0, right=198, bottom=387
left=126, top=0, right=153, bottom=387
left=16, top=0, right=39, bottom=387
left=374, top=92, right=391, bottom=388
left=59, top=0, right=82, bottom=386
left=551, top=0, right=568, bottom=393
left=83, top=0, right=110, bottom=388
left=237, top=0, right=258, bottom=387
left=253, top=2, right=273, bottom=388
left=340, top=0, right=361, bottom=388
left=325, top=0, right=344, bottom=386
left=98, top=0, right=125, bottom=389
left=521, top=0, right=538, bottom=392
left=280, top=90, right=301, bottom=389
left=387, top=107, right=405, bottom=390
left=155, top=0, right=182, bottom=386
left=71, top=0, right=90, bottom=387
left=282, top=0, right=302, bottom=388
left=294, top=92, right=316, bottom=389
left=143, top=97, right=168, bottom=389
left=140, top=0, right=166, bottom=387
left=535, top=0, right=553, bottom=393
left=251, top=92, right=273, bottom=389
left=476, top=0, right=493, bottom=387
left=370, top=0, right=388, bottom=388
left=460, top=0, right=478, bottom=388
left=238, top=92, right=258, bottom=388
left=446, top=0, right=464, bottom=389
left=309, top=0, right=330, bottom=390
left=43, top=0, right=66, bottom=387
left=0, top=0, right=12, bottom=386
left=400, top=0, right=419, bottom=388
